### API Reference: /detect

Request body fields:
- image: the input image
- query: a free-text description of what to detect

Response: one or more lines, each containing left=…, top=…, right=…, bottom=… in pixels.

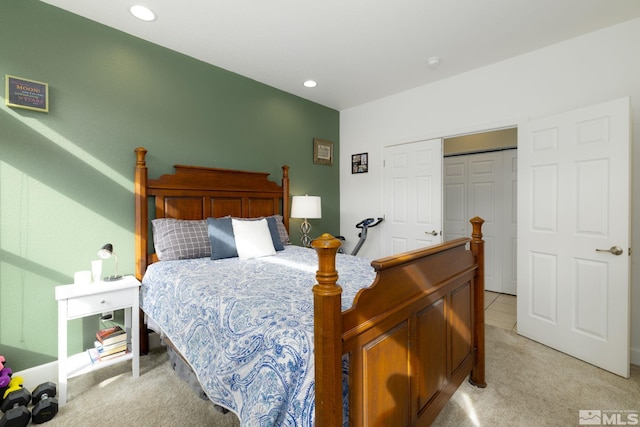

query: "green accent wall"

left=0, top=0, right=339, bottom=370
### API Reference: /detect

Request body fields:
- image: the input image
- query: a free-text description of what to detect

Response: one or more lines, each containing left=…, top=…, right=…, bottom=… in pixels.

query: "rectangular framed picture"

left=352, top=152, right=368, bottom=174
left=313, top=138, right=333, bottom=165
left=5, top=75, right=49, bottom=113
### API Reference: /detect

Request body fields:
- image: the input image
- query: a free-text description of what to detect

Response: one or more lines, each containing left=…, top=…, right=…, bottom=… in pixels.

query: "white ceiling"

left=41, top=0, right=640, bottom=111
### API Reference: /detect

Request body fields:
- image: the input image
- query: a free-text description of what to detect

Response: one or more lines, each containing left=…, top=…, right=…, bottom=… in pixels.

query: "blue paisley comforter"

left=140, top=245, right=376, bottom=426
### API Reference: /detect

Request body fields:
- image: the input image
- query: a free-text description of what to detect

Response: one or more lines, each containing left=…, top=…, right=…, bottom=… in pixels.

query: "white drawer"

left=66, top=289, right=133, bottom=318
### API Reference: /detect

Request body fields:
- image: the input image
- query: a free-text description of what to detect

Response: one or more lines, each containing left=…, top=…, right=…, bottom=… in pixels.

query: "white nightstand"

left=55, top=275, right=141, bottom=406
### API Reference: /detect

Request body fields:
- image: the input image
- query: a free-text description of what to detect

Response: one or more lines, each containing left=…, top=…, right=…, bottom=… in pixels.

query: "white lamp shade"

left=291, top=195, right=322, bottom=219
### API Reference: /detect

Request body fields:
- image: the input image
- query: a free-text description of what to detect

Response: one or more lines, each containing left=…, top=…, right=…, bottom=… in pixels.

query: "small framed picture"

left=352, top=153, right=368, bottom=174
left=313, top=138, right=333, bottom=165
left=5, top=75, right=49, bottom=113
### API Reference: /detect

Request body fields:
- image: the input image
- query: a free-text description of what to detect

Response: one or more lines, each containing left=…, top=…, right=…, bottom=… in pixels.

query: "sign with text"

left=5, top=75, right=49, bottom=112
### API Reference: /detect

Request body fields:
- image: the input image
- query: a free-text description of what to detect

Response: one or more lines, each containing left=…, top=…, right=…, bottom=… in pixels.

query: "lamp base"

left=300, top=219, right=312, bottom=247
left=103, top=275, right=123, bottom=282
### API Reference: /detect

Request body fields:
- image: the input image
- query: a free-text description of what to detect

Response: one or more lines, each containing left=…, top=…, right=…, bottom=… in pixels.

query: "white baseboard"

left=14, top=360, right=58, bottom=391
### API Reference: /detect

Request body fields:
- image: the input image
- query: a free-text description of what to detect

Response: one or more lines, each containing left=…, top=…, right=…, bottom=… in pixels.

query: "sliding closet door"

left=443, top=156, right=468, bottom=242
left=444, top=149, right=517, bottom=294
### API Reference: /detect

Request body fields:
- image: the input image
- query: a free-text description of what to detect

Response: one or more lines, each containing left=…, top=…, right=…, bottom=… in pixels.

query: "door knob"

left=595, top=246, right=624, bottom=256
left=425, top=230, right=438, bottom=236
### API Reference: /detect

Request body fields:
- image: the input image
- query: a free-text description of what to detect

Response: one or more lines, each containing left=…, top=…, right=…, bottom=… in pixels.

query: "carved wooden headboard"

left=134, top=147, right=290, bottom=280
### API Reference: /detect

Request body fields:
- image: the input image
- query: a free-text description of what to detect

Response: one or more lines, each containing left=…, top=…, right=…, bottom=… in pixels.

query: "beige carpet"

left=433, top=326, right=640, bottom=426
left=45, top=325, right=638, bottom=426
left=46, top=348, right=240, bottom=427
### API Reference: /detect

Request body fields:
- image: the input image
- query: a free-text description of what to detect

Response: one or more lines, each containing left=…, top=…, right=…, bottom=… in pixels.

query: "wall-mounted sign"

left=5, top=75, right=49, bottom=113
left=313, top=138, right=333, bottom=165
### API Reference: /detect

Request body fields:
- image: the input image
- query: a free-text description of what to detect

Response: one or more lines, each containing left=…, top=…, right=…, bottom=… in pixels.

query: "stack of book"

left=90, top=325, right=128, bottom=362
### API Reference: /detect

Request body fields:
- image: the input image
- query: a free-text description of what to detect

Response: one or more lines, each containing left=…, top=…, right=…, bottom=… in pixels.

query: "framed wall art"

left=5, top=75, right=49, bottom=113
left=313, top=138, right=333, bottom=165
left=352, top=152, right=368, bottom=174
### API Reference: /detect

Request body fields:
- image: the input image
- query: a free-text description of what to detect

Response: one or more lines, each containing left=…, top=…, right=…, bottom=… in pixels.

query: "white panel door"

left=517, top=97, right=630, bottom=377
left=444, top=149, right=518, bottom=294
left=443, top=157, right=467, bottom=241
left=468, top=152, right=502, bottom=293
left=384, top=139, right=442, bottom=256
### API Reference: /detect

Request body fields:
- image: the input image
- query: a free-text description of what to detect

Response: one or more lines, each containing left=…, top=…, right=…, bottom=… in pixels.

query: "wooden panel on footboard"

left=416, top=298, right=447, bottom=411
left=346, top=316, right=412, bottom=427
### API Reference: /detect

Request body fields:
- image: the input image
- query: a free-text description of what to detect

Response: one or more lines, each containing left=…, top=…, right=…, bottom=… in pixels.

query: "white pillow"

left=232, top=218, right=276, bottom=260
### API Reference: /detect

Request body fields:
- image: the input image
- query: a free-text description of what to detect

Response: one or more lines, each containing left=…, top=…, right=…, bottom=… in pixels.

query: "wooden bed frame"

left=133, top=147, right=486, bottom=426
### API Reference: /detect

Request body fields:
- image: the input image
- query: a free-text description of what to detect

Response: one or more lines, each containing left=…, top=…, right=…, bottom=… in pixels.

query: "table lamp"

left=291, top=195, right=322, bottom=247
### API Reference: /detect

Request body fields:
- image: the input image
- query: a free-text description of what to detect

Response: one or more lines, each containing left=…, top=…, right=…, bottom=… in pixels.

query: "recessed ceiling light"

left=130, top=5, right=156, bottom=22
left=303, top=80, right=318, bottom=88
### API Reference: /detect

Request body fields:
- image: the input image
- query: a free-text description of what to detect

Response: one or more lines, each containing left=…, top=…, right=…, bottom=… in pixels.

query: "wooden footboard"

left=313, top=218, right=485, bottom=426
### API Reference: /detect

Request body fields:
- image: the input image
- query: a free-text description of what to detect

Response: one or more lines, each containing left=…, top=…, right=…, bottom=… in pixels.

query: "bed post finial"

left=469, top=216, right=486, bottom=388
left=470, top=216, right=484, bottom=243
left=135, top=146, right=147, bottom=166
left=312, top=234, right=343, bottom=427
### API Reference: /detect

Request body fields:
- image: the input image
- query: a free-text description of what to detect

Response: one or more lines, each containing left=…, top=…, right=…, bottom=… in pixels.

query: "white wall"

left=340, top=18, right=640, bottom=363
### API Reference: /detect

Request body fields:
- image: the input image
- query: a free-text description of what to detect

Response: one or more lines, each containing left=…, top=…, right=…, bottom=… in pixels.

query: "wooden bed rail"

left=313, top=217, right=485, bottom=426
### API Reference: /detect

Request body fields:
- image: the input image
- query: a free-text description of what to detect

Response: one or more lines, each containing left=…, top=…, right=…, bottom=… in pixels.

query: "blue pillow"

left=266, top=217, right=285, bottom=251
left=207, top=217, right=238, bottom=260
